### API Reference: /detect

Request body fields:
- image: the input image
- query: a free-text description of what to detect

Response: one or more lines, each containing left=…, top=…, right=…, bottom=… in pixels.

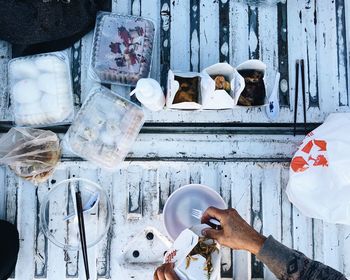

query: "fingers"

left=154, top=263, right=179, bottom=280
left=201, top=206, right=226, bottom=224
left=164, top=263, right=179, bottom=280
left=154, top=266, right=165, bottom=280
left=201, top=228, right=222, bottom=242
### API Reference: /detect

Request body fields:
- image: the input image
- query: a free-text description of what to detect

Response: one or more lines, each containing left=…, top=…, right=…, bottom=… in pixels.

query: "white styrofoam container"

left=164, top=225, right=221, bottom=280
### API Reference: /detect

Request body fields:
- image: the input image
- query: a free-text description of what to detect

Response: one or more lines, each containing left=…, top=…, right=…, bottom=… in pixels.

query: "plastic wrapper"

left=0, top=128, right=60, bottom=183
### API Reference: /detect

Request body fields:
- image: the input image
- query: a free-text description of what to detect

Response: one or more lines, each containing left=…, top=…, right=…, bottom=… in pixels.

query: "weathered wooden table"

left=0, top=0, right=350, bottom=279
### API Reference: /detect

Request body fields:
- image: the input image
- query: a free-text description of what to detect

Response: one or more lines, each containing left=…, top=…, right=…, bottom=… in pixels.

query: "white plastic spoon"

left=266, top=72, right=280, bottom=120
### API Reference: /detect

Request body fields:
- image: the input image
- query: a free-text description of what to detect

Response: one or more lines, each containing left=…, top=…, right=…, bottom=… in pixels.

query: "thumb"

left=202, top=228, right=222, bottom=241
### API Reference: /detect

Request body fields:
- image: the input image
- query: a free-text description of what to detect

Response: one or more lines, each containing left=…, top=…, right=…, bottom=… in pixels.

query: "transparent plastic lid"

left=89, top=12, right=155, bottom=86
left=65, top=86, right=145, bottom=170
left=8, top=51, right=74, bottom=127
left=40, top=178, right=112, bottom=250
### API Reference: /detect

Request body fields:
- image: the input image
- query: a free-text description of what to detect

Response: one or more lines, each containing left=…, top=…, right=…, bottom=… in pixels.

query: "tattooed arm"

left=201, top=207, right=347, bottom=280
left=256, top=236, right=346, bottom=280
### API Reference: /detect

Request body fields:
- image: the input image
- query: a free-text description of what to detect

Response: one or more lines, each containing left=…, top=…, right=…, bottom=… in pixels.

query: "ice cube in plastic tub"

left=65, top=86, right=145, bottom=171
left=89, top=12, right=155, bottom=86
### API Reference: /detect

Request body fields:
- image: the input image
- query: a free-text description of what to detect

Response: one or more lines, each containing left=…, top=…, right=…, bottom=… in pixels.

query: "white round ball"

left=9, top=60, right=39, bottom=80
left=37, top=73, right=70, bottom=96
left=41, top=93, right=59, bottom=113
left=35, top=55, right=67, bottom=73
left=16, top=102, right=46, bottom=125
left=12, top=79, right=41, bottom=104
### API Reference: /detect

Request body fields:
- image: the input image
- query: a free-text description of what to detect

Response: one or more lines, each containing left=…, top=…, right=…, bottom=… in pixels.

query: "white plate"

left=163, top=184, right=226, bottom=240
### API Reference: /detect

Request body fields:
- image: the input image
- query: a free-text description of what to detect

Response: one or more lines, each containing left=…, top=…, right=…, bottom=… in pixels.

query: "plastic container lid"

left=65, top=86, right=145, bottom=170
left=163, top=184, right=226, bottom=240
left=40, top=178, right=112, bottom=250
left=89, top=12, right=155, bottom=86
left=8, top=51, right=74, bottom=127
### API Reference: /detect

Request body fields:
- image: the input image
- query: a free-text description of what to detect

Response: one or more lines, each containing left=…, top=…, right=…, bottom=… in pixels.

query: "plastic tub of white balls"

left=8, top=51, right=74, bottom=127
left=64, top=86, right=145, bottom=171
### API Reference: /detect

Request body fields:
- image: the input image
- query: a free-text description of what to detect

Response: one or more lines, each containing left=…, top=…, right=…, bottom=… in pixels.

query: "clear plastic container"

left=89, top=12, right=155, bottom=86
left=65, top=86, right=145, bottom=170
left=8, top=51, right=74, bottom=126
left=40, top=178, right=112, bottom=250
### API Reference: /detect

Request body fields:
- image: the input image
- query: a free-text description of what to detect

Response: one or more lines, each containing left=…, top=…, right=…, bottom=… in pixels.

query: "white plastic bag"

left=286, top=113, right=350, bottom=224
left=0, top=128, right=60, bottom=184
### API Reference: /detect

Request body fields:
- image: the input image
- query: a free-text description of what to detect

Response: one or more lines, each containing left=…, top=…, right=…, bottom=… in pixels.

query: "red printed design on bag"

left=164, top=249, right=177, bottom=263
left=291, top=139, right=328, bottom=172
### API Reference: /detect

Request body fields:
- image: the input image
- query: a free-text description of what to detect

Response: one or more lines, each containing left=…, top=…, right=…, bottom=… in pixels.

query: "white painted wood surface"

left=1, top=160, right=350, bottom=280
left=0, top=1, right=350, bottom=280
left=0, top=0, right=349, bottom=123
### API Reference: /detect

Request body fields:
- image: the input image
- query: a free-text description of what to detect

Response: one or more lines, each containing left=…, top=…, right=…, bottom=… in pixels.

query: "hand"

left=201, top=207, right=266, bottom=255
left=154, top=263, right=179, bottom=280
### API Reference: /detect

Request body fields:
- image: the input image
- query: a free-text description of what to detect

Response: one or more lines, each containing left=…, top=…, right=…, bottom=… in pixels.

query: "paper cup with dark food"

left=201, top=63, right=245, bottom=110
left=166, top=70, right=202, bottom=110
left=164, top=224, right=221, bottom=280
left=236, top=59, right=268, bottom=107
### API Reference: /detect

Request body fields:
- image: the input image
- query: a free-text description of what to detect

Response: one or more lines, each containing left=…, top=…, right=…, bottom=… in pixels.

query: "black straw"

left=294, top=60, right=300, bottom=136
left=300, top=59, right=307, bottom=135
left=76, top=191, right=90, bottom=280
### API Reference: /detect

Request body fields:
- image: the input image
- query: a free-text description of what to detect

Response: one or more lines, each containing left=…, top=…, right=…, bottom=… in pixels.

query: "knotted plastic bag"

left=286, top=113, right=350, bottom=225
left=0, top=128, right=60, bottom=184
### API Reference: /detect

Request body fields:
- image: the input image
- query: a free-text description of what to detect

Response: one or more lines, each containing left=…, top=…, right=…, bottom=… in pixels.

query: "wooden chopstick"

left=294, top=59, right=300, bottom=136
left=75, top=190, right=90, bottom=280
left=300, top=59, right=307, bottom=135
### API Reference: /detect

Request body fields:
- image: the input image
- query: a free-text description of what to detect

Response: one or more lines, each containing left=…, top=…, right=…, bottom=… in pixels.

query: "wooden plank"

left=127, top=165, right=143, bottom=219
left=160, top=0, right=171, bottom=90
left=15, top=179, right=36, bottom=280
left=250, top=164, right=264, bottom=279
left=346, top=0, right=350, bottom=108
left=316, top=0, right=339, bottom=113
left=190, top=0, right=200, bottom=72
left=34, top=181, right=49, bottom=278
left=0, top=41, right=11, bottom=120
left=126, top=133, right=304, bottom=160
left=109, top=168, right=128, bottom=279
left=339, top=225, right=350, bottom=278
left=230, top=1, right=249, bottom=66
left=141, top=0, right=161, bottom=81
left=262, top=164, right=282, bottom=280
left=219, top=0, right=230, bottom=62
left=277, top=2, right=290, bottom=107
left=280, top=165, right=293, bottom=248
left=63, top=165, right=79, bottom=278
left=0, top=167, right=6, bottom=219
left=248, top=5, right=259, bottom=60
left=322, top=222, right=342, bottom=272
left=96, top=169, right=113, bottom=278
left=78, top=166, right=99, bottom=279
left=292, top=206, right=313, bottom=259
left=335, top=0, right=349, bottom=107
left=199, top=0, right=219, bottom=70
left=232, top=162, right=252, bottom=280
left=219, top=164, right=233, bottom=278
left=170, top=0, right=190, bottom=71
left=46, top=168, right=68, bottom=280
